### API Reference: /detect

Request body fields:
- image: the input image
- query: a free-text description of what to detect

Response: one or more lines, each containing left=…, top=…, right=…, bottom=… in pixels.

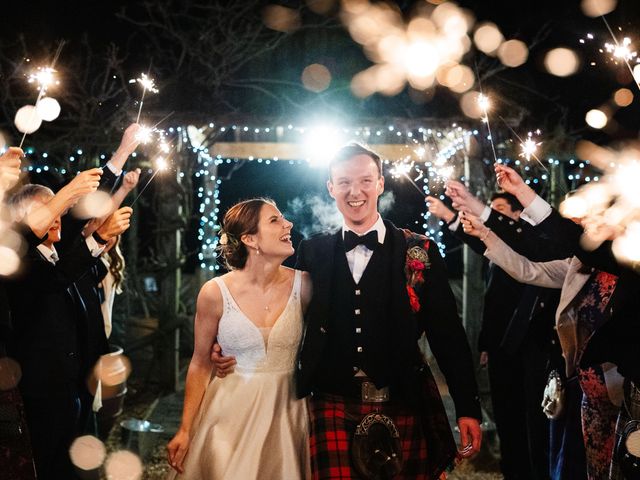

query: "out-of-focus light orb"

left=36, top=97, right=61, bottom=122
left=305, top=0, right=336, bottom=15
left=404, top=41, right=440, bottom=78
left=560, top=196, right=589, bottom=219
left=449, top=65, right=475, bottom=92
left=14, top=105, right=42, bottom=134
left=0, top=357, right=22, bottom=390
left=634, top=64, right=640, bottom=84
left=585, top=109, right=608, bottom=129
left=626, top=429, right=640, bottom=456
left=613, top=222, right=640, bottom=264
left=614, top=161, right=640, bottom=206
left=351, top=69, right=377, bottom=98
left=581, top=0, right=617, bottom=17
left=94, top=352, right=132, bottom=388
left=73, top=190, right=113, bottom=219
left=301, top=63, right=332, bottom=92
left=0, top=245, right=20, bottom=276
left=70, top=435, right=106, bottom=471
left=460, top=91, right=484, bottom=119
left=614, top=88, right=634, bottom=107
left=262, top=4, right=301, bottom=32
left=497, top=39, right=529, bottom=67
left=473, top=22, right=503, bottom=55
left=104, top=450, right=143, bottom=480
left=544, top=48, right=580, bottom=77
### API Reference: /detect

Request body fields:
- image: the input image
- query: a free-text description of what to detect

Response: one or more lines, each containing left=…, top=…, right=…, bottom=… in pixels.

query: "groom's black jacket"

left=295, top=220, right=481, bottom=420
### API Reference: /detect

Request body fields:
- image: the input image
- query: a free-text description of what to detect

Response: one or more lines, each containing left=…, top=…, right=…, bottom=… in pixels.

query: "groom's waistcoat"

left=312, top=232, right=400, bottom=395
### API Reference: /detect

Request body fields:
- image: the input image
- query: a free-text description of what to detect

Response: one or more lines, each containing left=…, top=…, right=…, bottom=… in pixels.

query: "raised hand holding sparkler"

left=425, top=196, right=456, bottom=224
left=444, top=180, right=486, bottom=217
left=494, top=163, right=537, bottom=207
left=129, top=156, right=169, bottom=207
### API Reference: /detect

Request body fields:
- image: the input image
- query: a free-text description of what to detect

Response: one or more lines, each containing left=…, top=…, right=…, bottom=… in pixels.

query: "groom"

left=216, top=143, right=481, bottom=478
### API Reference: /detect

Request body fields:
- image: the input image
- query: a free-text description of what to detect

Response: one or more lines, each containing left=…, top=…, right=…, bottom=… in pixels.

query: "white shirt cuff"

left=448, top=215, right=461, bottom=232
left=479, top=206, right=491, bottom=223
left=105, top=161, right=122, bottom=176
left=85, top=236, right=106, bottom=257
left=521, top=195, right=552, bottom=226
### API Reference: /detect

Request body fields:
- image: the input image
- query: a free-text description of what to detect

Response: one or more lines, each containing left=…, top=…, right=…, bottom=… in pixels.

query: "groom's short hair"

left=329, top=143, right=382, bottom=180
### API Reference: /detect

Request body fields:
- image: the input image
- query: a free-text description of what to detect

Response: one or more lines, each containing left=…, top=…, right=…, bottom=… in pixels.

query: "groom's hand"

left=211, top=343, right=236, bottom=377
left=457, top=417, right=482, bottom=458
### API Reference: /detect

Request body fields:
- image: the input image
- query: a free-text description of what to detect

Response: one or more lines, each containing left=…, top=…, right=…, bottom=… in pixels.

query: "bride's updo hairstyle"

left=217, top=198, right=276, bottom=270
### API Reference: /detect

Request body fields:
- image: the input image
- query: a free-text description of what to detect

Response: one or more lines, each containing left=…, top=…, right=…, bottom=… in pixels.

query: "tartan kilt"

left=309, top=392, right=440, bottom=479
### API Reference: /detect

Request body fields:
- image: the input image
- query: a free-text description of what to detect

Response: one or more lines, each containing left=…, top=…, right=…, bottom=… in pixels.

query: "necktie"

left=50, top=251, right=59, bottom=264
left=344, top=230, right=379, bottom=252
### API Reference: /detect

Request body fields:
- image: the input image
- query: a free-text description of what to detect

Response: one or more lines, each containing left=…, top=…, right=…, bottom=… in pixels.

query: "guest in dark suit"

left=428, top=192, right=553, bottom=480
left=295, top=144, right=481, bottom=479
left=5, top=184, right=132, bottom=480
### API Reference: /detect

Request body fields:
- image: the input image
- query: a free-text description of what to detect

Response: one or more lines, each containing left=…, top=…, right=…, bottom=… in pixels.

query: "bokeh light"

left=36, top=97, right=61, bottom=122
left=301, top=63, right=332, bottom=92
left=104, top=450, right=143, bottom=480
left=14, top=105, right=42, bottom=134
left=544, top=48, right=580, bottom=77
left=585, top=109, right=608, bottom=129
left=581, top=0, right=617, bottom=17
left=0, top=245, right=21, bottom=277
left=262, top=4, right=301, bottom=32
left=497, top=39, right=529, bottom=67
left=473, top=22, right=503, bottom=55
left=0, top=357, right=22, bottom=390
left=73, top=190, right=113, bottom=219
left=460, top=91, right=484, bottom=119
left=70, top=435, right=107, bottom=472
left=613, top=88, right=634, bottom=107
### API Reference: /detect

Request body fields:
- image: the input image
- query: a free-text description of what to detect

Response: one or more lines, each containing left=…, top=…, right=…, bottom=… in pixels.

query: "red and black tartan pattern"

left=309, top=393, right=430, bottom=479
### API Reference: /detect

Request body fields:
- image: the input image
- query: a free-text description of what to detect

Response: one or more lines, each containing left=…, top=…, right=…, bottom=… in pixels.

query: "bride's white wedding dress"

left=168, top=270, right=310, bottom=479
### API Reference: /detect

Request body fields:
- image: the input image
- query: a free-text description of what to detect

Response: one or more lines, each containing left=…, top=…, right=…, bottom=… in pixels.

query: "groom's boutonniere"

left=404, top=236, right=431, bottom=313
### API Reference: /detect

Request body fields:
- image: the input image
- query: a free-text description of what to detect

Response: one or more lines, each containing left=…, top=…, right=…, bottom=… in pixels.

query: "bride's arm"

left=167, top=280, right=222, bottom=473
left=300, top=271, right=313, bottom=314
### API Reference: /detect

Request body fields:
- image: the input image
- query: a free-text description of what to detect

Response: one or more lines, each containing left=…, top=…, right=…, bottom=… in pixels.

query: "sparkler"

left=477, top=91, right=499, bottom=165
left=18, top=42, right=65, bottom=148
left=129, top=156, right=169, bottom=207
left=599, top=16, right=640, bottom=92
left=497, top=117, right=549, bottom=172
left=389, top=160, right=427, bottom=197
left=130, top=73, right=159, bottom=124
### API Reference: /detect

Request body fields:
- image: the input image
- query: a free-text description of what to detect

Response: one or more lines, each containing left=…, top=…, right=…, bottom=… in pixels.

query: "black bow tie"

left=344, top=230, right=379, bottom=252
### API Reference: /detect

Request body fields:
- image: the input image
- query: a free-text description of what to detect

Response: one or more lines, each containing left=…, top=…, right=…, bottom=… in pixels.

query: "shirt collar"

left=342, top=214, right=386, bottom=245
left=36, top=244, right=59, bottom=265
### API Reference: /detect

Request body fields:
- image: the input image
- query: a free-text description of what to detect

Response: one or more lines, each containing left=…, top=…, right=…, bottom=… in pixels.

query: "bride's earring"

left=255, top=247, right=261, bottom=255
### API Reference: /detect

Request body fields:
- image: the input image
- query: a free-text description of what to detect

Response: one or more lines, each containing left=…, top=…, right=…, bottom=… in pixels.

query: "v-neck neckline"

left=217, top=273, right=296, bottom=351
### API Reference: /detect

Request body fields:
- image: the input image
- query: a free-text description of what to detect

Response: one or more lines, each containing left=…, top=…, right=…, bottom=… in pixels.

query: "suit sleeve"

left=20, top=236, right=100, bottom=294
left=484, top=234, right=569, bottom=288
left=452, top=223, right=487, bottom=255
left=295, top=239, right=309, bottom=271
left=420, top=240, right=481, bottom=420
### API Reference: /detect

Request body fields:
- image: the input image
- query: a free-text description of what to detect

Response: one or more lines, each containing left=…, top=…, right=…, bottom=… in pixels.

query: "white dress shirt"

left=36, top=236, right=106, bottom=264
left=342, top=215, right=386, bottom=284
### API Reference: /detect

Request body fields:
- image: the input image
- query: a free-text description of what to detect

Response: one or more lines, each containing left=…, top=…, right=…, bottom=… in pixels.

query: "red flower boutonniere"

left=405, top=240, right=430, bottom=313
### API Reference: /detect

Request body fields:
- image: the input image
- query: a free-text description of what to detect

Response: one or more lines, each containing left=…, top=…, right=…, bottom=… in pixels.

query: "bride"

left=167, top=198, right=311, bottom=479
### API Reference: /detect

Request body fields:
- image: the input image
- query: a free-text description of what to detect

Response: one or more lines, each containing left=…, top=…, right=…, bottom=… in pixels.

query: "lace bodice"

left=214, top=270, right=303, bottom=374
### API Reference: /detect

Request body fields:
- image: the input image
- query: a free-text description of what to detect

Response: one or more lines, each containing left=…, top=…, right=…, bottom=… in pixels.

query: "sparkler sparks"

left=130, top=73, right=159, bottom=123
left=27, top=67, right=59, bottom=93
left=520, top=132, right=542, bottom=162
left=604, top=37, right=637, bottom=63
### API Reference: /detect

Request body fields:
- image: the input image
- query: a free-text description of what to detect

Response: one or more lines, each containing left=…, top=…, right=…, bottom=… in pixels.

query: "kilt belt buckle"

left=361, top=381, right=390, bottom=403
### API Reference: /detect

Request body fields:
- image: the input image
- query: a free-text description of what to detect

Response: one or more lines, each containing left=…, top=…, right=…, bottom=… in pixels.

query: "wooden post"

left=155, top=154, right=183, bottom=392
